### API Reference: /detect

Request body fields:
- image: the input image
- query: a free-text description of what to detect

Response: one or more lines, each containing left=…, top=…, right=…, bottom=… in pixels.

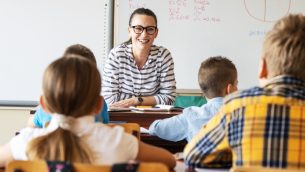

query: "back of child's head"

left=27, top=55, right=101, bottom=162
left=43, top=55, right=101, bottom=117
left=263, top=13, right=305, bottom=81
left=64, top=44, right=97, bottom=64
left=198, top=56, right=237, bottom=98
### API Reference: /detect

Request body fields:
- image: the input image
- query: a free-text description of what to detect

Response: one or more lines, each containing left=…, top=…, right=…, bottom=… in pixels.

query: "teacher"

left=102, top=8, right=176, bottom=107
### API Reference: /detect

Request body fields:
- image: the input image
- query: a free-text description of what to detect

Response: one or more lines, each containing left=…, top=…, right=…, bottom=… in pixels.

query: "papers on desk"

left=140, top=127, right=149, bottom=134
left=130, top=105, right=183, bottom=112
left=108, top=105, right=184, bottom=112
left=155, top=105, right=184, bottom=112
left=130, top=106, right=169, bottom=112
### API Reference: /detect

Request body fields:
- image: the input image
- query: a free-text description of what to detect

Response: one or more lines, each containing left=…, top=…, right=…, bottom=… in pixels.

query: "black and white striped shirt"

left=102, top=43, right=176, bottom=105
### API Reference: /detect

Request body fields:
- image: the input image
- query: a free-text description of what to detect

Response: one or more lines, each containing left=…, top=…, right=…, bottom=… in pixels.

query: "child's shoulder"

left=90, top=123, right=126, bottom=138
left=224, top=86, right=264, bottom=104
left=88, top=123, right=138, bottom=149
left=13, top=127, right=48, bottom=144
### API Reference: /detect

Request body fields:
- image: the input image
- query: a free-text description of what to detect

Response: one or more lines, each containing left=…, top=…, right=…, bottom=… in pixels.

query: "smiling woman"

left=102, top=8, right=176, bottom=108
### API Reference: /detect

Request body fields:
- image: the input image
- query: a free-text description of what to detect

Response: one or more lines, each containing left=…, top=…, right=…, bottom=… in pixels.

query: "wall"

left=0, top=108, right=31, bottom=144
left=114, top=0, right=305, bottom=90
left=0, top=0, right=113, bottom=105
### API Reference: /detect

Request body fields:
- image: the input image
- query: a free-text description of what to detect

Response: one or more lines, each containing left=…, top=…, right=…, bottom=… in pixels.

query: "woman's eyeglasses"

left=131, top=25, right=157, bottom=35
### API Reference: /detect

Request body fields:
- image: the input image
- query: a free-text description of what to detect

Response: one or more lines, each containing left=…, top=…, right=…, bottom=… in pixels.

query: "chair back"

left=6, top=160, right=169, bottom=172
left=108, top=123, right=140, bottom=140
left=230, top=166, right=305, bottom=172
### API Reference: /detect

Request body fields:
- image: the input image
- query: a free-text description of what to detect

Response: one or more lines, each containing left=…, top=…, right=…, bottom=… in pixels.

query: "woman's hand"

left=110, top=97, right=138, bottom=108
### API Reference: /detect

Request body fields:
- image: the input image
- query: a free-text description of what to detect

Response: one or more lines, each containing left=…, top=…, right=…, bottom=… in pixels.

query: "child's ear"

left=39, top=96, right=51, bottom=113
left=259, top=58, right=268, bottom=79
left=226, top=83, right=236, bottom=95
left=93, top=96, right=103, bottom=115
left=259, top=58, right=268, bottom=86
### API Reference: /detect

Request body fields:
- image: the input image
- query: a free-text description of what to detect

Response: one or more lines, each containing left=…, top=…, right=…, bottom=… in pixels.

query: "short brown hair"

left=263, top=14, right=305, bottom=81
left=198, top=56, right=237, bottom=98
left=64, top=44, right=96, bottom=64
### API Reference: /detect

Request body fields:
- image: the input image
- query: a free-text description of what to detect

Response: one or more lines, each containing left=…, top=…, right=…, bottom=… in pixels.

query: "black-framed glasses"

left=130, top=25, right=157, bottom=35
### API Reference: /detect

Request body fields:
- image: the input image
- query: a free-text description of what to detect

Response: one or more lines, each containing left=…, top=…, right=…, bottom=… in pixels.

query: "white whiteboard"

left=0, top=0, right=113, bottom=105
left=114, top=0, right=305, bottom=90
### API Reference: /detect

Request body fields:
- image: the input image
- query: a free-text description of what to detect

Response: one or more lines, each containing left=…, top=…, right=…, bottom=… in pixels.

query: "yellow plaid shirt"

left=184, top=75, right=305, bottom=169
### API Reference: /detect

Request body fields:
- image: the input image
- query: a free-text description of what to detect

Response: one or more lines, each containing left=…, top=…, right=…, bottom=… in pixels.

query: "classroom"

left=0, top=0, right=305, bottom=171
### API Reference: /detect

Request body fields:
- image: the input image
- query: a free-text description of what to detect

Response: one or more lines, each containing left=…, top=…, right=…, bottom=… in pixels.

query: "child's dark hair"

left=198, top=56, right=237, bottom=98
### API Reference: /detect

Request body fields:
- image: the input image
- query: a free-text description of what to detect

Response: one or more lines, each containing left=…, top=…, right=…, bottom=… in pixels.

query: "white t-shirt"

left=10, top=115, right=138, bottom=165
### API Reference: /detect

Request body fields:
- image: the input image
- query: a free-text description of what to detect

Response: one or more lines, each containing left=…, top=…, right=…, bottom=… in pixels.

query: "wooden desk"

left=141, top=133, right=187, bottom=154
left=109, top=110, right=186, bottom=153
left=109, top=111, right=180, bottom=129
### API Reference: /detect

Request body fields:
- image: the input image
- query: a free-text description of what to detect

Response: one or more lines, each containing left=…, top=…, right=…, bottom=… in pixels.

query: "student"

left=0, top=56, right=176, bottom=168
left=184, top=14, right=305, bottom=170
left=148, top=56, right=238, bottom=142
left=102, top=8, right=176, bottom=107
left=28, top=44, right=109, bottom=128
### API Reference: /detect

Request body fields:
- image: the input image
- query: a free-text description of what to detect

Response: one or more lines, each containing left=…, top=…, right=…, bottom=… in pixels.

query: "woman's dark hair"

left=128, top=8, right=157, bottom=27
left=123, top=8, right=158, bottom=45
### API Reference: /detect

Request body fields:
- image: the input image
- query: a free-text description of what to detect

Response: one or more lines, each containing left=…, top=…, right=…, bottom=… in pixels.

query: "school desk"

left=109, top=110, right=187, bottom=153
left=109, top=110, right=181, bottom=129
left=140, top=133, right=187, bottom=153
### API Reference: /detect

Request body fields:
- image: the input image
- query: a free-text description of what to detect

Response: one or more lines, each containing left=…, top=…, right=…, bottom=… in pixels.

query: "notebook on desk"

left=140, top=127, right=149, bottom=134
left=130, top=105, right=183, bottom=112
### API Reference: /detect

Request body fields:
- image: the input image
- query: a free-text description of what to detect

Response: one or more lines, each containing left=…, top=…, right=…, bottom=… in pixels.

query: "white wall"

left=0, top=108, right=31, bottom=144
left=114, top=0, right=305, bottom=90
left=0, top=0, right=113, bottom=104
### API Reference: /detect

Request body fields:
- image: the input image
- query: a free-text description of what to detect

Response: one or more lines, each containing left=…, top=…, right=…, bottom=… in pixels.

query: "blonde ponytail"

left=26, top=128, right=92, bottom=163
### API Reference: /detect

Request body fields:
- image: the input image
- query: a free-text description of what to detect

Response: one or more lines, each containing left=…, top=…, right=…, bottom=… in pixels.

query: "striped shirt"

left=102, top=43, right=176, bottom=105
left=184, top=75, right=305, bottom=170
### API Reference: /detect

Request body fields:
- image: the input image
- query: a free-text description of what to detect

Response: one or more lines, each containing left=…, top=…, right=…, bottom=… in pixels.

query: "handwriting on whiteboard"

left=127, top=0, right=221, bottom=22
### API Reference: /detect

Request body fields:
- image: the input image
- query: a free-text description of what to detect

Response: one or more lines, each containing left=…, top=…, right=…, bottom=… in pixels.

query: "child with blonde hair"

left=184, top=14, right=305, bottom=170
